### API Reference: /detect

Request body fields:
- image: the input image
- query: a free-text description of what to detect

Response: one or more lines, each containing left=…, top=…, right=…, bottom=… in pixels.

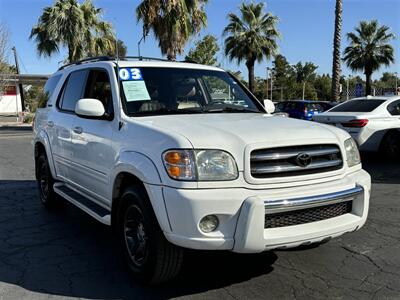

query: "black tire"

left=380, top=131, right=400, bottom=160
left=117, top=186, right=184, bottom=284
left=36, top=153, right=60, bottom=208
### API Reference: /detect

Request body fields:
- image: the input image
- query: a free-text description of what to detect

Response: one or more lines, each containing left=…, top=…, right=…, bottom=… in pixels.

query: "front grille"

left=264, top=201, right=352, bottom=228
left=250, top=144, right=343, bottom=178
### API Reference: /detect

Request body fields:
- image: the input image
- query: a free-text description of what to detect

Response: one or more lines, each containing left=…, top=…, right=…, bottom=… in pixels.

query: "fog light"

left=199, top=215, right=219, bottom=233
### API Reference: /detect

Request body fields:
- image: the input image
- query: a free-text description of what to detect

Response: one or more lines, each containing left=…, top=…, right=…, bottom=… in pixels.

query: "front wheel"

left=117, top=186, right=184, bottom=284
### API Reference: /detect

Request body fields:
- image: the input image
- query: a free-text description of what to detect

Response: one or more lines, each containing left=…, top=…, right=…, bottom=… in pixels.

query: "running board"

left=53, top=183, right=111, bottom=225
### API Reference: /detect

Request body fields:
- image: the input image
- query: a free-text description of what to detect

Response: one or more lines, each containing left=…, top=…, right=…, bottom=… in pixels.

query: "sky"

left=0, top=0, right=399, bottom=81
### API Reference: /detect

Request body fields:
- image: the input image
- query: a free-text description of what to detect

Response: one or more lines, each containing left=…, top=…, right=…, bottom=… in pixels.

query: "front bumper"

left=159, top=169, right=371, bottom=253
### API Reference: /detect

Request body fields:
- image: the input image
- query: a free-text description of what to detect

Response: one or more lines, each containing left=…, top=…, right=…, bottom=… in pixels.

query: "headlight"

left=162, top=149, right=238, bottom=181
left=344, top=138, right=361, bottom=167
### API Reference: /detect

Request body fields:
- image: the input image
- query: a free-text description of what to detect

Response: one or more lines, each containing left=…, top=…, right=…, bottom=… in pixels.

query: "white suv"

left=34, top=57, right=371, bottom=283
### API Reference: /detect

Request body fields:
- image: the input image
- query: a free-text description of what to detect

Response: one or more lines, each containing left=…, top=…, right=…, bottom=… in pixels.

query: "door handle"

left=73, top=126, right=83, bottom=134
left=47, top=121, right=54, bottom=127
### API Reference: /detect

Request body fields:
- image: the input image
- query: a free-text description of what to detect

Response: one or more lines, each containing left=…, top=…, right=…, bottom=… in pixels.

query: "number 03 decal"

left=119, top=68, right=143, bottom=81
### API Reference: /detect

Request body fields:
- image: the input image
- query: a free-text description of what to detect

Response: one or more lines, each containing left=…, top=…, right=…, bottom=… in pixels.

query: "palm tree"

left=136, top=0, right=208, bottom=60
left=223, top=2, right=280, bottom=93
left=343, top=20, right=395, bottom=96
left=331, top=0, right=342, bottom=101
left=30, top=0, right=115, bottom=63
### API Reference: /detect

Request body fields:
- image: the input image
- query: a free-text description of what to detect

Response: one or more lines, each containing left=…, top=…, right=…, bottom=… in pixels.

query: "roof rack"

left=58, top=55, right=179, bottom=70
left=58, top=56, right=115, bottom=70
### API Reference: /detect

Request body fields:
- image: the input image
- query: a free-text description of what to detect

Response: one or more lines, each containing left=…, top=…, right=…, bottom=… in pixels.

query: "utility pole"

left=11, top=46, right=25, bottom=113
left=395, top=72, right=398, bottom=94
left=302, top=81, right=305, bottom=100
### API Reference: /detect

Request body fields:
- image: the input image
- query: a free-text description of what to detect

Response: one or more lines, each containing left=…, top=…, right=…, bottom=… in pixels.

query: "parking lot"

left=0, top=127, right=399, bottom=300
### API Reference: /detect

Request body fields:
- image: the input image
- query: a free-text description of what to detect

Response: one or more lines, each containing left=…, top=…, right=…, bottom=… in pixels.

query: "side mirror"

left=75, top=98, right=105, bottom=118
left=263, top=99, right=275, bottom=114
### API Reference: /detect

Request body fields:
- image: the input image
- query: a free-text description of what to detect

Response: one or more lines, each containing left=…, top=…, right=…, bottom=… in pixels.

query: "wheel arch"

left=34, top=130, right=56, bottom=179
left=110, top=151, right=171, bottom=233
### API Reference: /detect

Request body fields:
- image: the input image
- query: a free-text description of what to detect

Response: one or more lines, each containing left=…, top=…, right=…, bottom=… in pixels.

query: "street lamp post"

left=395, top=72, right=398, bottom=94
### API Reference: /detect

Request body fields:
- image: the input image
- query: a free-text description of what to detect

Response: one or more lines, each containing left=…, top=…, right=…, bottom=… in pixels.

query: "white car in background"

left=312, top=96, right=400, bottom=157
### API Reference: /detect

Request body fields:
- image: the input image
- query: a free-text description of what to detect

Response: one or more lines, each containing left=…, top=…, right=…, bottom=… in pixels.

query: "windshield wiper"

left=131, top=107, right=203, bottom=116
left=202, top=106, right=260, bottom=113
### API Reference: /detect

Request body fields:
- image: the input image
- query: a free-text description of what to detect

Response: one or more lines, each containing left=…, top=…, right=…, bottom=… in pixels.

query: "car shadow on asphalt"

left=0, top=180, right=277, bottom=299
left=361, top=152, right=400, bottom=184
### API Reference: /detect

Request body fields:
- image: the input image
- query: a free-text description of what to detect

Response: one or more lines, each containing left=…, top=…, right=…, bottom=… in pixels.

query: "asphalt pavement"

left=0, top=128, right=399, bottom=299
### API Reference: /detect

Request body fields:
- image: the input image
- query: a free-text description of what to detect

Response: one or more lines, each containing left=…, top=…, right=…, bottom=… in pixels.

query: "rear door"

left=386, top=100, right=400, bottom=128
left=69, top=68, right=117, bottom=202
left=51, top=70, right=88, bottom=180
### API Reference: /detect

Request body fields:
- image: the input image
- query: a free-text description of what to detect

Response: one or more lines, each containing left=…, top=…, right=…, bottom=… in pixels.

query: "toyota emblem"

left=296, top=153, right=312, bottom=167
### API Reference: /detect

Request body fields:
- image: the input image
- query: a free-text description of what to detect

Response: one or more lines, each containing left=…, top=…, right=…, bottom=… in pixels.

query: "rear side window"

left=38, top=75, right=61, bottom=108
left=58, top=70, right=88, bottom=112
left=387, top=100, right=400, bottom=116
left=275, top=102, right=288, bottom=112
left=306, top=103, right=323, bottom=111
left=329, top=99, right=385, bottom=112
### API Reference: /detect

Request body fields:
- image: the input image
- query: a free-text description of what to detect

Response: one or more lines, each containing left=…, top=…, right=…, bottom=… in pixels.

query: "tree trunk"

left=68, top=46, right=74, bottom=63
left=331, top=0, right=342, bottom=101
left=365, top=71, right=372, bottom=96
left=246, top=59, right=255, bottom=93
left=167, top=51, right=176, bottom=61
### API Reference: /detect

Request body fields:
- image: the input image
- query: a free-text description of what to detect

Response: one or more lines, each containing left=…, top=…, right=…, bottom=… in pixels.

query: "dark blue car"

left=274, top=100, right=335, bottom=120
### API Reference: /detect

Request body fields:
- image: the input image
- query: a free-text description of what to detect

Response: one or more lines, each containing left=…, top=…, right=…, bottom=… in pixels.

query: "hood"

left=139, top=113, right=347, bottom=169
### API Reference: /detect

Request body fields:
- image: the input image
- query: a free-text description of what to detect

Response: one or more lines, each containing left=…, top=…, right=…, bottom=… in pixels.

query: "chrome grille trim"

left=251, top=146, right=340, bottom=161
left=250, top=144, right=343, bottom=178
left=251, top=159, right=342, bottom=174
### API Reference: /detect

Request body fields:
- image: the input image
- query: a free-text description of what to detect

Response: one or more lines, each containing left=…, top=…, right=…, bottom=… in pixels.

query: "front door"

left=69, top=68, right=117, bottom=203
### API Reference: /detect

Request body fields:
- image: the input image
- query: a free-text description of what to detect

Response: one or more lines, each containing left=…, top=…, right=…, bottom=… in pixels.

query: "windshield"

left=118, top=67, right=262, bottom=116
left=329, top=99, right=385, bottom=112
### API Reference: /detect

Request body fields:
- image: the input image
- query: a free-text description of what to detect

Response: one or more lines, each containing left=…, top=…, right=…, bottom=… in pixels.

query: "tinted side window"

left=59, top=70, right=88, bottom=112
left=307, top=103, right=323, bottom=111
left=84, top=69, right=113, bottom=114
left=38, top=75, right=62, bottom=108
left=275, top=102, right=287, bottom=112
left=330, top=99, right=385, bottom=112
left=387, top=100, right=400, bottom=115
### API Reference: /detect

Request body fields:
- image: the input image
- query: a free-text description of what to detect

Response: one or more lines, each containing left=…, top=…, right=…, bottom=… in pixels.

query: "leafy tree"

left=0, top=22, right=11, bottom=96
left=105, top=39, right=128, bottom=57
left=314, top=74, right=331, bottom=100
left=294, top=62, right=318, bottom=83
left=30, top=0, right=115, bottom=63
left=136, top=0, right=208, bottom=61
left=343, top=20, right=395, bottom=96
left=271, top=54, right=295, bottom=100
left=223, top=2, right=280, bottom=93
left=331, top=0, right=342, bottom=101
left=185, top=35, right=219, bottom=66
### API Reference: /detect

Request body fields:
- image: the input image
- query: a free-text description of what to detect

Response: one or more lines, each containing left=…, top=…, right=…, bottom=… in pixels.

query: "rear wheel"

left=36, top=153, right=60, bottom=208
left=381, top=131, right=400, bottom=159
left=117, top=186, right=184, bottom=284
